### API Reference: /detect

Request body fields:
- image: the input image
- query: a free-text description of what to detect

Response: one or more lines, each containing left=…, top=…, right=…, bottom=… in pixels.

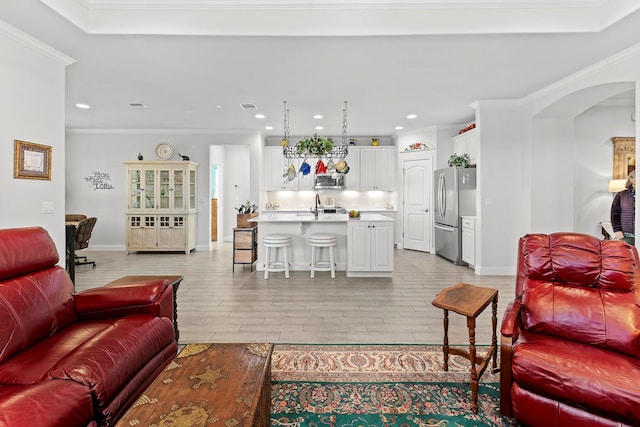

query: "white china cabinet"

left=124, top=160, right=198, bottom=253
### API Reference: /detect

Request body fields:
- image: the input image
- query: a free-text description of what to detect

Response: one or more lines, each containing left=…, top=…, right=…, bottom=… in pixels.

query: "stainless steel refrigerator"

left=434, top=167, right=476, bottom=265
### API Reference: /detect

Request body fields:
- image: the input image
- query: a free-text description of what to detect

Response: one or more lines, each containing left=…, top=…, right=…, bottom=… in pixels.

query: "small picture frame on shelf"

left=14, top=140, right=52, bottom=180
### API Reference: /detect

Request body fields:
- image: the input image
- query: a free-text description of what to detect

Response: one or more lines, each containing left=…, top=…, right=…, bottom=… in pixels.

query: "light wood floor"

left=73, top=244, right=515, bottom=346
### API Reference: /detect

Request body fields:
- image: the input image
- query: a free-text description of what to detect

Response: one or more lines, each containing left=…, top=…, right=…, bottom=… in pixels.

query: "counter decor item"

left=371, top=137, right=379, bottom=146
left=448, top=153, right=470, bottom=168
left=236, top=199, right=258, bottom=228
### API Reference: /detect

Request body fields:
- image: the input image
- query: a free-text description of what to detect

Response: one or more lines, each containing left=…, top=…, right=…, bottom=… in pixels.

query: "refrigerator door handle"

left=435, top=223, right=456, bottom=232
left=438, top=173, right=446, bottom=221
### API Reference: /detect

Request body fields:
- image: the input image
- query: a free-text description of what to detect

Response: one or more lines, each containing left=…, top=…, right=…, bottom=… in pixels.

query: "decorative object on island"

left=448, top=153, right=470, bottom=168
left=14, top=139, right=52, bottom=180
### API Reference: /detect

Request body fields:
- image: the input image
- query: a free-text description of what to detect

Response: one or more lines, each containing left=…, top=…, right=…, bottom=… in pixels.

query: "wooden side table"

left=233, top=226, right=258, bottom=272
left=431, top=282, right=499, bottom=413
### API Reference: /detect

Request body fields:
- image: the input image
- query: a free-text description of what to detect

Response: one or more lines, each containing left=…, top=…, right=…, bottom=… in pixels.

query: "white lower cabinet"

left=461, top=216, right=476, bottom=266
left=347, top=220, right=394, bottom=276
left=127, top=214, right=195, bottom=254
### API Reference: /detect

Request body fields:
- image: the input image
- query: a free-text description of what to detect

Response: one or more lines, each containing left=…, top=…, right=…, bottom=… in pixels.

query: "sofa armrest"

left=499, top=299, right=522, bottom=418
left=74, top=278, right=171, bottom=319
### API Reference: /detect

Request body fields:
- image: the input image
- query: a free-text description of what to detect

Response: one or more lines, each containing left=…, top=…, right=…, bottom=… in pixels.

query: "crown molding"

left=0, top=20, right=75, bottom=65
left=38, top=0, right=640, bottom=36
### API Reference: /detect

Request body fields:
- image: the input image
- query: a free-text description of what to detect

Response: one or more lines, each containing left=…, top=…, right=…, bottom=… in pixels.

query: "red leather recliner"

left=500, top=232, right=640, bottom=427
left=0, top=227, right=178, bottom=427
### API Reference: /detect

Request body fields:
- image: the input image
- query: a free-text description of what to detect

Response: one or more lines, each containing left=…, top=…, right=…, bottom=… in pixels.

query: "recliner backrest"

left=0, top=227, right=76, bottom=363
left=517, top=232, right=640, bottom=358
left=74, top=217, right=97, bottom=251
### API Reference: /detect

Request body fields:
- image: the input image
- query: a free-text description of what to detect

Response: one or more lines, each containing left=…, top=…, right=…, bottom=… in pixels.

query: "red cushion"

left=0, top=267, right=76, bottom=364
left=0, top=227, right=59, bottom=281
left=512, top=331, right=640, bottom=425
left=0, top=380, right=94, bottom=427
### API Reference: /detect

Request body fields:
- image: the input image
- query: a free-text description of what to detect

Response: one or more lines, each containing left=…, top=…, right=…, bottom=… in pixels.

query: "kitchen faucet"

left=312, top=193, right=321, bottom=218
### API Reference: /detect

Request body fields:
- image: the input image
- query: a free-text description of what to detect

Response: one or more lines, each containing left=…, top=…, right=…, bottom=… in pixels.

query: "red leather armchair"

left=500, top=233, right=640, bottom=427
left=0, top=227, right=178, bottom=427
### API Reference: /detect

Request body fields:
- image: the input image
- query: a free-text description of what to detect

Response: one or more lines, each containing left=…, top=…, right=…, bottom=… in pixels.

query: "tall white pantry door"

left=403, top=157, right=433, bottom=252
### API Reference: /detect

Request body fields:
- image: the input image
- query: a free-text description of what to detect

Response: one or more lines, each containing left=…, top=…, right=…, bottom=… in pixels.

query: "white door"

left=403, top=157, right=433, bottom=252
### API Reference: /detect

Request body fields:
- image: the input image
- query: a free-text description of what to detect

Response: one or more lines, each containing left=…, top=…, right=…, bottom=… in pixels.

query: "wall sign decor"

left=14, top=140, right=52, bottom=180
left=85, top=170, right=114, bottom=190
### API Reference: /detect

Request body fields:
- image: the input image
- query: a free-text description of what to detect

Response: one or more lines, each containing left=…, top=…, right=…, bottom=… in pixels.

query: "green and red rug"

left=271, top=344, right=518, bottom=427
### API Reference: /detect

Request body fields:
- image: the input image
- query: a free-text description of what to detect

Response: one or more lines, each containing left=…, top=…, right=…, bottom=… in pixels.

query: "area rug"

left=270, top=344, right=518, bottom=427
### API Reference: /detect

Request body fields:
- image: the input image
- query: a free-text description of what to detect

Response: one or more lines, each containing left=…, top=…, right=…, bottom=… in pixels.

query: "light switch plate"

left=42, top=201, right=54, bottom=214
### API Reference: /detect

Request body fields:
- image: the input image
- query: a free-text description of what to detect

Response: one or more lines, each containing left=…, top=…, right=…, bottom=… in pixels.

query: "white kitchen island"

left=250, top=213, right=394, bottom=277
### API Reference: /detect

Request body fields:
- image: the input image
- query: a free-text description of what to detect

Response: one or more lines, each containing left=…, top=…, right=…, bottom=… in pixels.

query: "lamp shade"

left=608, top=179, right=627, bottom=193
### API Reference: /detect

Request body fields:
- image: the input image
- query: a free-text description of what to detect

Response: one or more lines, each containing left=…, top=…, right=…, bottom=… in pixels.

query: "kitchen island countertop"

left=250, top=213, right=394, bottom=223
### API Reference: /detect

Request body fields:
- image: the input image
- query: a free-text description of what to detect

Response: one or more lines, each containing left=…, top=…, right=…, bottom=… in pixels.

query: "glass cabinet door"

left=144, top=170, right=156, bottom=208
left=173, top=170, right=184, bottom=210
left=129, top=169, right=142, bottom=209
left=189, top=169, right=196, bottom=209
left=159, top=169, right=171, bottom=209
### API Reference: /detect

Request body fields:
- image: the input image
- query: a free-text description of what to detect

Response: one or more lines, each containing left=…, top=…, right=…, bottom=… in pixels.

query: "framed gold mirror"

left=612, top=136, right=635, bottom=179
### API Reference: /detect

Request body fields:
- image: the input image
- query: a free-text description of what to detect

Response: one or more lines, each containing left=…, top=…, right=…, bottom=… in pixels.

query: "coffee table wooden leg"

left=467, top=315, right=478, bottom=414
left=443, top=309, right=449, bottom=371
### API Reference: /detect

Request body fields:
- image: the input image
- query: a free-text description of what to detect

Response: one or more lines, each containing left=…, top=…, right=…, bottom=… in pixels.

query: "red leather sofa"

left=500, top=232, right=640, bottom=427
left=0, top=227, right=178, bottom=427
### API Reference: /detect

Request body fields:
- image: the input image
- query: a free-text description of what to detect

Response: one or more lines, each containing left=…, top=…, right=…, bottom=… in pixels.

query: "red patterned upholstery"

left=0, top=227, right=177, bottom=427
left=501, top=232, right=640, bottom=426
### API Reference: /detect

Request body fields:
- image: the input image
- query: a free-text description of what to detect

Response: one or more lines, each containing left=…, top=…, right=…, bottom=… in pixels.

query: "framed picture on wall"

left=13, top=139, right=52, bottom=180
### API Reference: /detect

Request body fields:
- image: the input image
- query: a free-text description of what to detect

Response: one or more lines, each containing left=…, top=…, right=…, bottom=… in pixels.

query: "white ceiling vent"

left=129, top=103, right=147, bottom=108
left=240, top=103, right=257, bottom=110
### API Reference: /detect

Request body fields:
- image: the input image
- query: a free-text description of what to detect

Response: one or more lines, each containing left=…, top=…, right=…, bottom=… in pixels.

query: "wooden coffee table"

left=431, top=282, right=498, bottom=413
left=115, top=343, right=274, bottom=427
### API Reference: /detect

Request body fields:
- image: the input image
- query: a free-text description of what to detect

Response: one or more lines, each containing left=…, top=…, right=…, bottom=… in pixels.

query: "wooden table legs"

left=432, top=283, right=499, bottom=414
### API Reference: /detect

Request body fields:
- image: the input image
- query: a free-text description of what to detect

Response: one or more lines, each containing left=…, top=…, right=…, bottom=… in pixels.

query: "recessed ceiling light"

left=395, top=126, right=404, bottom=130
left=315, top=126, right=324, bottom=130
left=313, top=114, right=323, bottom=119
left=75, top=103, right=90, bottom=109
left=265, top=126, right=274, bottom=130
left=406, top=114, right=417, bottom=119
left=255, top=114, right=265, bottom=119
left=216, top=105, right=223, bottom=109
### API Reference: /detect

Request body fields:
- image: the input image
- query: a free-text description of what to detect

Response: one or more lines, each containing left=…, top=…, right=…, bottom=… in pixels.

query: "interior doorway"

left=402, top=153, right=433, bottom=252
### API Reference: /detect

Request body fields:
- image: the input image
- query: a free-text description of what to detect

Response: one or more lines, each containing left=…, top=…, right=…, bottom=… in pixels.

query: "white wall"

left=574, top=105, right=636, bottom=236
left=0, top=22, right=73, bottom=260
left=65, top=131, right=261, bottom=250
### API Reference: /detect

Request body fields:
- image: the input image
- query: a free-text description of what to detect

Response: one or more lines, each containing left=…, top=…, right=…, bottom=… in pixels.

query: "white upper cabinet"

left=453, top=129, right=478, bottom=165
left=265, top=146, right=299, bottom=191
left=358, top=147, right=395, bottom=190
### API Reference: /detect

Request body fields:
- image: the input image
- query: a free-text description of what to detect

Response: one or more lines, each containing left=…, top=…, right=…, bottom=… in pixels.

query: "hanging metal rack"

left=282, top=101, right=349, bottom=159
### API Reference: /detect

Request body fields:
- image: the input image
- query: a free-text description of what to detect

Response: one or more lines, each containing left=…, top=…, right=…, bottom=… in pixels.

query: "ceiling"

left=1, top=1, right=639, bottom=137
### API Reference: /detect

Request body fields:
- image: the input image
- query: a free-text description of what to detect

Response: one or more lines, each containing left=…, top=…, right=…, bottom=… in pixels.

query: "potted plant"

left=448, top=153, right=470, bottom=168
left=296, top=134, right=334, bottom=156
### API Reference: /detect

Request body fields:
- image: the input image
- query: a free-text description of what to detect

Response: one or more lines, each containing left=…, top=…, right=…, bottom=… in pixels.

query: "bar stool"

left=263, top=234, right=291, bottom=279
left=308, top=233, right=337, bottom=279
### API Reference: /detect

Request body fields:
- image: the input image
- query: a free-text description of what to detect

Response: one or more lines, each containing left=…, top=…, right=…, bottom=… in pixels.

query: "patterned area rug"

left=271, top=344, right=518, bottom=427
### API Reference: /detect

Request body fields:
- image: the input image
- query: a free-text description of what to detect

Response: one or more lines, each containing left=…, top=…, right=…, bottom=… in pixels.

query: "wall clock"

left=155, top=143, right=173, bottom=160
